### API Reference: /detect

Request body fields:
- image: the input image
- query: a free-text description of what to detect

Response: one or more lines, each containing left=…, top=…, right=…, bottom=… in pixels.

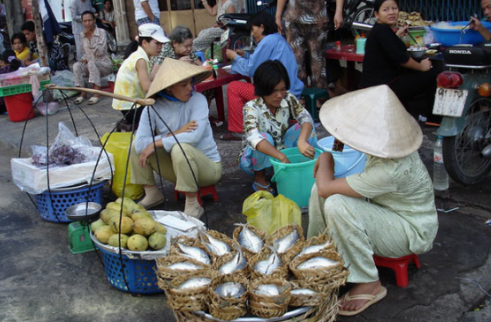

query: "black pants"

left=388, top=62, right=443, bottom=119
left=121, top=106, right=144, bottom=127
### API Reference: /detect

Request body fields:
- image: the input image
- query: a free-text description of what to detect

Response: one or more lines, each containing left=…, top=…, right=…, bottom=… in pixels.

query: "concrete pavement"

left=0, top=93, right=490, bottom=322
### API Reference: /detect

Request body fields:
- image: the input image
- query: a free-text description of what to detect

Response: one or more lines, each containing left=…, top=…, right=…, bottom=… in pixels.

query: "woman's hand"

left=226, top=49, right=238, bottom=60
left=470, top=16, right=482, bottom=31
left=169, top=120, right=198, bottom=136
left=313, top=152, right=334, bottom=178
left=275, top=16, right=283, bottom=34
left=298, top=140, right=315, bottom=159
left=396, top=25, right=409, bottom=38
left=334, top=12, right=344, bottom=30
left=179, top=55, right=194, bottom=64
left=278, top=152, right=290, bottom=164
left=236, top=49, right=245, bottom=57
left=139, top=143, right=155, bottom=167
left=420, top=58, right=432, bottom=72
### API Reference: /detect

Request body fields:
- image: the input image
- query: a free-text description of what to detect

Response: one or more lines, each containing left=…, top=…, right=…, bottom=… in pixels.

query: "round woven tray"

left=248, top=246, right=289, bottom=280
left=156, top=254, right=211, bottom=290
left=212, top=250, right=249, bottom=279
left=166, top=270, right=217, bottom=312
left=208, top=274, right=249, bottom=321
left=289, top=250, right=345, bottom=285
left=248, top=276, right=292, bottom=319
left=265, top=225, right=305, bottom=263
left=233, top=224, right=267, bottom=261
left=201, top=230, right=239, bottom=260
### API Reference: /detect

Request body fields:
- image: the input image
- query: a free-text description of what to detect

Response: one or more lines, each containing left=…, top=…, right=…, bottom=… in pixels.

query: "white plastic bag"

left=51, top=70, right=79, bottom=100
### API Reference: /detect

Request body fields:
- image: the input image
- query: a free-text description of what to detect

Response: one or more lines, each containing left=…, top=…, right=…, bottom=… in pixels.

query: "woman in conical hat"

left=308, top=85, right=438, bottom=316
left=130, top=58, right=222, bottom=219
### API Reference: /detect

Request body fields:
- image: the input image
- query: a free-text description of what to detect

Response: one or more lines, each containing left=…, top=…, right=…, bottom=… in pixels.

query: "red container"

left=4, top=93, right=34, bottom=122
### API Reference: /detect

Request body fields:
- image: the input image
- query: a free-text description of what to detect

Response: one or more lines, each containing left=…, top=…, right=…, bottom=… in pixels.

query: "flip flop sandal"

left=252, top=181, right=276, bottom=195
left=220, top=132, right=242, bottom=141
left=88, top=96, right=102, bottom=105
left=338, top=286, right=387, bottom=316
left=74, top=96, right=85, bottom=104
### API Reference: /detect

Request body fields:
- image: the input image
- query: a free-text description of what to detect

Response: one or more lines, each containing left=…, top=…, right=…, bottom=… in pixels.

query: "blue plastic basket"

left=430, top=21, right=491, bottom=47
left=34, top=181, right=105, bottom=223
left=97, top=246, right=163, bottom=294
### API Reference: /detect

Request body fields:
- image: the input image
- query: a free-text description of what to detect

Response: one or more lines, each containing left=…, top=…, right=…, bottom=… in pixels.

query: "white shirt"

left=133, top=0, right=160, bottom=21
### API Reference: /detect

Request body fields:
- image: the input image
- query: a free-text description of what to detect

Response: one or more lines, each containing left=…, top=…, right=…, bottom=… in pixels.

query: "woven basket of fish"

left=212, top=247, right=249, bottom=279
left=166, top=269, right=216, bottom=312
left=208, top=273, right=249, bottom=320
left=248, top=246, right=289, bottom=280
left=289, top=250, right=345, bottom=285
left=289, top=279, right=331, bottom=307
left=169, top=237, right=214, bottom=266
left=199, top=230, right=239, bottom=261
left=232, top=223, right=267, bottom=261
left=173, top=310, right=209, bottom=322
left=156, top=254, right=211, bottom=290
left=265, top=224, right=305, bottom=263
left=248, top=276, right=292, bottom=319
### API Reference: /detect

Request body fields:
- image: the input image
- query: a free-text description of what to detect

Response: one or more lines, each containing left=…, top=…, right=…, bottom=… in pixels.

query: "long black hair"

left=373, top=0, right=399, bottom=12
left=1, top=49, right=21, bottom=71
left=253, top=60, right=290, bottom=97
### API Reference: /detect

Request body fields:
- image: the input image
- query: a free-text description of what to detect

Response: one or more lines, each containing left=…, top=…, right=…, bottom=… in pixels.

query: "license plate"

left=433, top=88, right=468, bottom=117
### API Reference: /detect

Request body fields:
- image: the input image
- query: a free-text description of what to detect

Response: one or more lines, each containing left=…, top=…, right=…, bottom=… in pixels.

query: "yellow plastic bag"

left=242, top=191, right=302, bottom=235
left=101, top=132, right=144, bottom=200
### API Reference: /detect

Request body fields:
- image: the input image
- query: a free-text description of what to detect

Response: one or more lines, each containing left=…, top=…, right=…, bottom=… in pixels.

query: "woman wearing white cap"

left=112, top=23, right=169, bottom=125
left=308, top=85, right=438, bottom=316
left=130, top=58, right=222, bottom=218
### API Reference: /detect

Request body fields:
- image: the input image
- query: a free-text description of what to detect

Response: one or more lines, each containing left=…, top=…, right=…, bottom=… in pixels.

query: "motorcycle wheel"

left=106, top=30, right=118, bottom=54
left=230, top=32, right=253, bottom=51
left=443, top=97, right=491, bottom=185
left=351, top=5, right=376, bottom=37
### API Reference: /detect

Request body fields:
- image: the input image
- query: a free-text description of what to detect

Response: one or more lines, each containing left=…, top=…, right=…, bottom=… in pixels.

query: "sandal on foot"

left=88, top=96, right=102, bottom=105
left=220, top=132, right=242, bottom=141
left=252, top=181, right=276, bottom=195
left=338, top=287, right=387, bottom=316
left=74, top=96, right=85, bottom=104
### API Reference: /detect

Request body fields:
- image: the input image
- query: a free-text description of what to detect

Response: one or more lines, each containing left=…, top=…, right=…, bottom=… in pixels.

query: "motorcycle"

left=328, top=0, right=376, bottom=35
left=433, top=43, right=491, bottom=185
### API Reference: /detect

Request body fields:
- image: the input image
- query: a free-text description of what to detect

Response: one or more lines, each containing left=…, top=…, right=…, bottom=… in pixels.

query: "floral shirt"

left=149, top=42, right=198, bottom=71
left=80, top=27, right=111, bottom=63
left=284, top=0, right=328, bottom=24
left=240, top=92, right=313, bottom=153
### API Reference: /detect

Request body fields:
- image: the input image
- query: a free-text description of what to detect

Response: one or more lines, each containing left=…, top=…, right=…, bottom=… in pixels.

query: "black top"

left=359, top=23, right=410, bottom=89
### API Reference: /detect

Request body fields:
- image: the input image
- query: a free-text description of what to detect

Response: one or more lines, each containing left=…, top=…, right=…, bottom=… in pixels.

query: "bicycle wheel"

left=106, top=30, right=118, bottom=54
left=352, top=6, right=376, bottom=37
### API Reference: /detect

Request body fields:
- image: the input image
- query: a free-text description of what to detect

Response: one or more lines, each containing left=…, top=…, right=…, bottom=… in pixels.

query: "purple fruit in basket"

left=236, top=223, right=263, bottom=253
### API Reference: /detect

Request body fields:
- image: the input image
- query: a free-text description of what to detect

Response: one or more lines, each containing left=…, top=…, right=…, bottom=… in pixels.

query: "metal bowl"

left=65, top=202, right=102, bottom=221
left=408, top=47, right=427, bottom=59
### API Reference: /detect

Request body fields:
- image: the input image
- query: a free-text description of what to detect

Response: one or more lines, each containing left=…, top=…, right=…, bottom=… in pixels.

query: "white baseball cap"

left=138, top=24, right=169, bottom=43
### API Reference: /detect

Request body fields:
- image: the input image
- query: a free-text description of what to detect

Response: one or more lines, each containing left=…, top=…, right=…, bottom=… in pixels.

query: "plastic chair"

left=300, top=87, right=329, bottom=122
left=195, top=51, right=206, bottom=63
left=174, top=185, right=219, bottom=206
left=373, top=254, right=421, bottom=288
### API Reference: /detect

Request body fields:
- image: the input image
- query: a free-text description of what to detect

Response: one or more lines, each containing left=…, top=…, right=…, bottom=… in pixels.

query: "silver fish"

left=291, top=288, right=318, bottom=296
left=297, top=257, right=338, bottom=270
left=218, top=248, right=247, bottom=275
left=235, top=224, right=263, bottom=253
left=215, top=282, right=247, bottom=298
left=200, top=233, right=230, bottom=256
left=177, top=243, right=211, bottom=265
left=167, top=262, right=203, bottom=271
left=177, top=277, right=211, bottom=290
left=294, top=238, right=332, bottom=259
left=273, top=230, right=299, bottom=254
left=254, top=284, right=280, bottom=296
left=254, top=246, right=281, bottom=275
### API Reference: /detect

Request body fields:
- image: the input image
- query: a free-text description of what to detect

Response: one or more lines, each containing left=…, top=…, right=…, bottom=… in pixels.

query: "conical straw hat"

left=146, top=58, right=212, bottom=98
left=319, top=85, right=423, bottom=158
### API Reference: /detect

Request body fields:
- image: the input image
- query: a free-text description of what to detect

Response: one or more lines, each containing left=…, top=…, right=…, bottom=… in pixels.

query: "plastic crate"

left=0, top=83, right=32, bottom=97
left=34, top=181, right=106, bottom=223
left=97, top=246, right=163, bottom=294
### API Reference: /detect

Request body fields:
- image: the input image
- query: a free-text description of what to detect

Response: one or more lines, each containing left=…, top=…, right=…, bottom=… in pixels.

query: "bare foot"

left=339, top=280, right=384, bottom=314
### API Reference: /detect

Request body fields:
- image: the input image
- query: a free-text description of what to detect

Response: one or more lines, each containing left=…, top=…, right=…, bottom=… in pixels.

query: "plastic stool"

left=174, top=185, right=219, bottom=206
left=300, top=87, right=330, bottom=122
left=373, top=254, right=421, bottom=288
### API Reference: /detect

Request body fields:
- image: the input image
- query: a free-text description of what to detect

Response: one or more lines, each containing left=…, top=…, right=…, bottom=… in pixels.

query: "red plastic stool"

left=174, top=185, right=219, bottom=206
left=373, top=254, right=421, bottom=288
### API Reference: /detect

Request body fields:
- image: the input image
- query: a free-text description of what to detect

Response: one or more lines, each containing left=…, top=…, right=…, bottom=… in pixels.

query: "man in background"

left=133, top=0, right=160, bottom=26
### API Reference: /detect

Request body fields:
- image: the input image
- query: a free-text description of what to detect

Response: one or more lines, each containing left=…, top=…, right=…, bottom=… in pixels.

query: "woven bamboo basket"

left=232, top=224, right=267, bottom=261
left=248, top=246, right=289, bottom=280
left=169, top=236, right=213, bottom=266
left=156, top=254, right=211, bottom=290
left=208, top=274, right=249, bottom=321
left=297, top=234, right=335, bottom=255
left=248, top=276, right=292, bottom=319
left=212, top=250, right=249, bottom=279
left=289, top=279, right=331, bottom=307
left=266, top=224, right=305, bottom=263
left=289, top=250, right=345, bottom=284
left=200, top=230, right=239, bottom=261
left=166, top=270, right=216, bottom=312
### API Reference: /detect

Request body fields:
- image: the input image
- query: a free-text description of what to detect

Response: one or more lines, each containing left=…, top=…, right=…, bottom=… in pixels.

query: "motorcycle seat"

left=444, top=43, right=491, bottom=66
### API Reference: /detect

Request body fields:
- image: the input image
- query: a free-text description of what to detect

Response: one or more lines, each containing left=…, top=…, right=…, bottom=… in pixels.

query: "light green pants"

left=308, top=184, right=419, bottom=283
left=130, top=143, right=222, bottom=192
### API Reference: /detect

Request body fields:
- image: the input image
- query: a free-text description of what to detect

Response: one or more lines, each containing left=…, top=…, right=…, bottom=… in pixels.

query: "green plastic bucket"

left=270, top=147, right=322, bottom=208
